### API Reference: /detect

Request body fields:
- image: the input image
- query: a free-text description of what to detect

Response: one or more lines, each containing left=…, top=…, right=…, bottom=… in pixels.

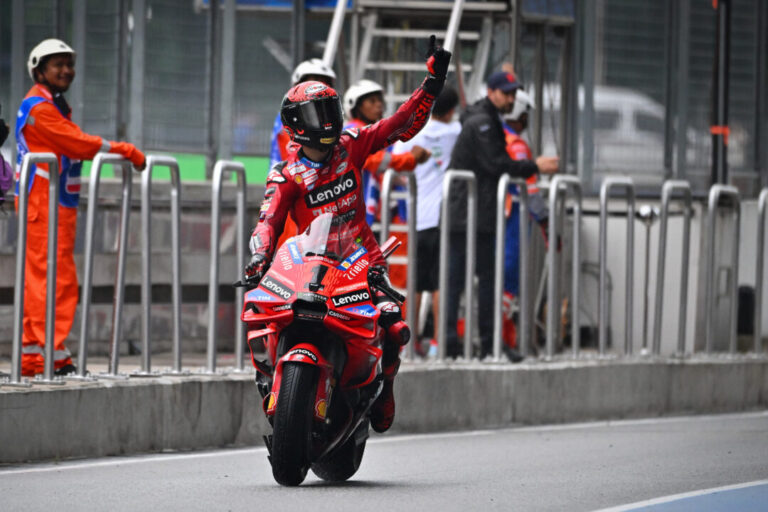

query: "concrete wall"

left=2, top=358, right=767, bottom=463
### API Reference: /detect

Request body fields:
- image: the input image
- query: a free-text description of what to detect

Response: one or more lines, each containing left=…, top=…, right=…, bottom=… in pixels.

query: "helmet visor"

left=294, top=97, right=343, bottom=130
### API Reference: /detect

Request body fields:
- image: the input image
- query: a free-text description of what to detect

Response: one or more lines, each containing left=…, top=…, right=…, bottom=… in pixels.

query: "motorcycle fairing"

left=268, top=343, right=335, bottom=421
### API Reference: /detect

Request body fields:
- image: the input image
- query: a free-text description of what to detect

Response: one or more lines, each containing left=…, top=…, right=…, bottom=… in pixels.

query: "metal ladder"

left=339, top=0, right=509, bottom=111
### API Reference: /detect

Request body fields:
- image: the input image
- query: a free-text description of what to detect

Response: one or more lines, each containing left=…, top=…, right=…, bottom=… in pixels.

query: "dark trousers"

left=445, top=231, right=496, bottom=358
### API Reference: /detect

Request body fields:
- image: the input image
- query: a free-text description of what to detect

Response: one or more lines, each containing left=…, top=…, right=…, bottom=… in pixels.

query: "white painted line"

left=592, top=479, right=768, bottom=512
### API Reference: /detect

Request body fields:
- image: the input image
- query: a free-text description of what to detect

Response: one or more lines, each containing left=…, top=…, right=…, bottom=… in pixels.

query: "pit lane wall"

left=2, top=358, right=767, bottom=463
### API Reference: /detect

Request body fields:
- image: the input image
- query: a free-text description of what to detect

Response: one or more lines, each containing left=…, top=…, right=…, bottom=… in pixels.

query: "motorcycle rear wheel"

left=271, top=362, right=318, bottom=486
left=311, top=421, right=368, bottom=482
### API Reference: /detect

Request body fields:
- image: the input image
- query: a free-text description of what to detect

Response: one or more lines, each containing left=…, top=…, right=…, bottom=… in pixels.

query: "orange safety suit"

left=15, top=83, right=144, bottom=376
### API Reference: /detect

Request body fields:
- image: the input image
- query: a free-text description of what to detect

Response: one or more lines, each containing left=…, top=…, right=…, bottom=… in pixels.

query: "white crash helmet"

left=507, top=89, right=536, bottom=122
left=27, top=38, right=76, bottom=80
left=343, top=79, right=383, bottom=119
left=291, top=58, right=336, bottom=86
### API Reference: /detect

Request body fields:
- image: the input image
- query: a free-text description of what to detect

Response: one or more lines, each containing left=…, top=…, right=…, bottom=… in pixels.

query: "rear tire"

left=271, top=363, right=318, bottom=486
left=311, top=421, right=368, bottom=482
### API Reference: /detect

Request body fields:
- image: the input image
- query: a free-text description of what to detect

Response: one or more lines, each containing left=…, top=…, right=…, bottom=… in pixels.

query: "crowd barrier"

left=598, top=177, right=635, bottom=355
left=4, top=156, right=768, bottom=387
left=10, top=153, right=60, bottom=385
left=207, top=160, right=247, bottom=373
left=493, top=175, right=531, bottom=359
left=652, top=181, right=692, bottom=356
left=437, top=170, right=477, bottom=362
left=380, top=170, right=418, bottom=360
left=140, top=156, right=182, bottom=375
left=546, top=175, right=582, bottom=358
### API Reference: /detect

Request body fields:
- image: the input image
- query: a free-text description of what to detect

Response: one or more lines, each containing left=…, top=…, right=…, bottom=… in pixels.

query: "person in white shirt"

left=392, top=86, right=460, bottom=354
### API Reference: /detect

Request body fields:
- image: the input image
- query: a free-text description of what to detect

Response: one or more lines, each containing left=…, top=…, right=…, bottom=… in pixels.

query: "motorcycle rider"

left=245, top=36, right=451, bottom=433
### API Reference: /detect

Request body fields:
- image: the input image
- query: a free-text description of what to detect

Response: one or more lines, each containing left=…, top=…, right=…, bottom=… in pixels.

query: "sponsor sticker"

left=331, top=289, right=371, bottom=307
left=343, top=304, right=376, bottom=318
left=334, top=162, right=347, bottom=174
left=272, top=304, right=292, bottom=311
left=320, top=137, right=337, bottom=144
left=305, top=83, right=326, bottom=95
left=337, top=246, right=367, bottom=271
left=259, top=275, right=294, bottom=301
left=344, top=258, right=369, bottom=280
left=327, top=309, right=351, bottom=321
left=287, top=348, right=318, bottom=363
left=287, top=241, right=303, bottom=264
left=246, top=288, right=279, bottom=302
left=304, top=171, right=358, bottom=208
left=297, top=291, right=327, bottom=303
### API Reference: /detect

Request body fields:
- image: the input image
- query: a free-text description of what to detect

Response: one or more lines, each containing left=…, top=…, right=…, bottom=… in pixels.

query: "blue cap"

left=487, top=71, right=521, bottom=92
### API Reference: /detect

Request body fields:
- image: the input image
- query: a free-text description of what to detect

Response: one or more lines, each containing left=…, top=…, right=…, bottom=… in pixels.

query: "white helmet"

left=507, top=89, right=536, bottom=122
left=291, top=58, right=336, bottom=86
left=343, top=79, right=383, bottom=119
left=27, top=39, right=76, bottom=80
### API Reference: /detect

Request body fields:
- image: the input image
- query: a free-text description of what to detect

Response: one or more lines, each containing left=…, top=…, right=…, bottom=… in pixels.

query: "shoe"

left=54, top=364, right=77, bottom=376
left=370, top=379, right=395, bottom=433
left=503, top=346, right=524, bottom=363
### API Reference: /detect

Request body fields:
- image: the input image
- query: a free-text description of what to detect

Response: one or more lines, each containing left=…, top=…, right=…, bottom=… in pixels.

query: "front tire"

left=271, top=363, right=318, bottom=486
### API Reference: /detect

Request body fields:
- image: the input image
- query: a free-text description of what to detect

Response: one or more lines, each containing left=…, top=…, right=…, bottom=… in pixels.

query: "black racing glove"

left=423, top=35, right=452, bottom=96
left=244, top=253, right=268, bottom=284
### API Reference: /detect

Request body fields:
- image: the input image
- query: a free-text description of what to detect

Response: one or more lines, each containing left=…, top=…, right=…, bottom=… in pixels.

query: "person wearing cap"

left=15, top=38, right=146, bottom=376
left=445, top=70, right=558, bottom=360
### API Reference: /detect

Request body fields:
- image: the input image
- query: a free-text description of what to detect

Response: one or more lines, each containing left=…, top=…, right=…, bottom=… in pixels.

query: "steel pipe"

left=546, top=176, right=582, bottom=359
left=437, top=170, right=477, bottom=362
left=207, top=160, right=247, bottom=373
left=704, top=184, right=740, bottom=354
left=379, top=170, right=418, bottom=360
left=140, top=156, right=183, bottom=374
left=78, top=153, right=135, bottom=377
left=598, top=177, right=635, bottom=356
left=10, top=153, right=59, bottom=385
left=754, top=188, right=767, bottom=353
left=652, top=180, right=692, bottom=356
left=493, top=175, right=530, bottom=360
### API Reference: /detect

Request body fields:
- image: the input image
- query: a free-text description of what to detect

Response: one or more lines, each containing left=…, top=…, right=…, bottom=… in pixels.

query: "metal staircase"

left=324, top=0, right=511, bottom=111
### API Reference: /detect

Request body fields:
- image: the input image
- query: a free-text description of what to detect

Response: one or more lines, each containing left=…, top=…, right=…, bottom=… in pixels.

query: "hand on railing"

left=535, top=156, right=559, bottom=175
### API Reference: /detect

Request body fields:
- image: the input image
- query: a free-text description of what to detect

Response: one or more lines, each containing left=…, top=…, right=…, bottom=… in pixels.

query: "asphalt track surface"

left=1, top=411, right=767, bottom=511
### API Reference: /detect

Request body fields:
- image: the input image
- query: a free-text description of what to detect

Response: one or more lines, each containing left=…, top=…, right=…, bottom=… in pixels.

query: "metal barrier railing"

left=437, top=170, right=477, bottom=362
left=9, top=153, right=60, bottom=385
left=546, top=176, right=582, bottom=358
left=139, top=156, right=182, bottom=375
left=754, top=188, right=767, bottom=353
left=704, top=184, right=740, bottom=354
left=598, top=177, right=635, bottom=356
left=493, top=175, right=530, bottom=360
left=78, top=154, right=135, bottom=378
left=207, top=160, right=247, bottom=373
left=652, top=180, right=692, bottom=356
left=380, top=170, right=418, bottom=360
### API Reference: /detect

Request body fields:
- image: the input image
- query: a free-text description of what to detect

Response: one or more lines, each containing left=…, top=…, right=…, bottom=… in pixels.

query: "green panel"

left=80, top=153, right=270, bottom=183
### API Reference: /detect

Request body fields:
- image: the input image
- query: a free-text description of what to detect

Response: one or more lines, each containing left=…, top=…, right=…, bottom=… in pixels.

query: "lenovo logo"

left=260, top=275, right=293, bottom=301
left=331, top=289, right=370, bottom=307
left=304, top=171, right=357, bottom=207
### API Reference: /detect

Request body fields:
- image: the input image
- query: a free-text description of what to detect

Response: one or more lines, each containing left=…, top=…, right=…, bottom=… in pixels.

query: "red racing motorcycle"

left=241, top=213, right=404, bottom=486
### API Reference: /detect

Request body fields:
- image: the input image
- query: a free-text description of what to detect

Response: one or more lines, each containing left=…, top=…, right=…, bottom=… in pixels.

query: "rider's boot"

left=370, top=301, right=410, bottom=433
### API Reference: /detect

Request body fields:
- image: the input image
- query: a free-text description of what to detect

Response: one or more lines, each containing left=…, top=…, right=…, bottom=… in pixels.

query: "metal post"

left=443, top=0, right=466, bottom=55
left=9, top=154, right=59, bottom=386
left=128, top=0, right=145, bottom=149
left=546, top=176, right=582, bottom=359
left=77, top=154, right=134, bottom=378
left=322, top=0, right=348, bottom=68
left=598, top=177, right=635, bottom=356
left=379, top=170, right=418, bottom=361
left=754, top=188, right=768, bottom=353
left=218, top=0, right=236, bottom=160
left=437, top=171, right=476, bottom=362
left=207, top=160, right=247, bottom=373
left=652, top=180, right=692, bottom=356
left=704, top=184, right=740, bottom=354
left=139, top=156, right=183, bottom=375
left=494, top=175, right=530, bottom=361
left=711, top=0, right=731, bottom=185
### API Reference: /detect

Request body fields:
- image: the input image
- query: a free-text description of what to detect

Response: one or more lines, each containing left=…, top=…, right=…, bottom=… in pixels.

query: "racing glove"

left=244, top=253, right=268, bottom=284
left=110, top=141, right=146, bottom=170
left=423, top=35, right=452, bottom=96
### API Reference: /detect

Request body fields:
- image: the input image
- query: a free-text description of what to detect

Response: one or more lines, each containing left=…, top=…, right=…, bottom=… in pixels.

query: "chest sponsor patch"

left=305, top=170, right=358, bottom=208
left=259, top=275, right=294, bottom=301
left=331, top=289, right=371, bottom=307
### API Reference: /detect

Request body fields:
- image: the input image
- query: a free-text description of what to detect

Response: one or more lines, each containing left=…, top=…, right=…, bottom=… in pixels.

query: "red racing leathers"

left=249, top=83, right=435, bottom=267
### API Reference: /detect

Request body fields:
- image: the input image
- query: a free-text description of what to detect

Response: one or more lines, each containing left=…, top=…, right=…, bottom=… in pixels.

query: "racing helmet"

left=291, top=58, right=336, bottom=86
left=27, top=39, right=76, bottom=80
left=507, top=89, right=535, bottom=122
left=343, top=79, right=383, bottom=119
left=280, top=81, right=344, bottom=151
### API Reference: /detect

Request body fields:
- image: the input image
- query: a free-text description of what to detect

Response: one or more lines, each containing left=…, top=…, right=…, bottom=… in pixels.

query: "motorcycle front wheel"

left=271, top=362, right=318, bottom=486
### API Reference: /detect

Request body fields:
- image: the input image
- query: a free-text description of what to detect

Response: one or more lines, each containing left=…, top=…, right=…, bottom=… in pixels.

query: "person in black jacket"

left=445, top=71, right=558, bottom=359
